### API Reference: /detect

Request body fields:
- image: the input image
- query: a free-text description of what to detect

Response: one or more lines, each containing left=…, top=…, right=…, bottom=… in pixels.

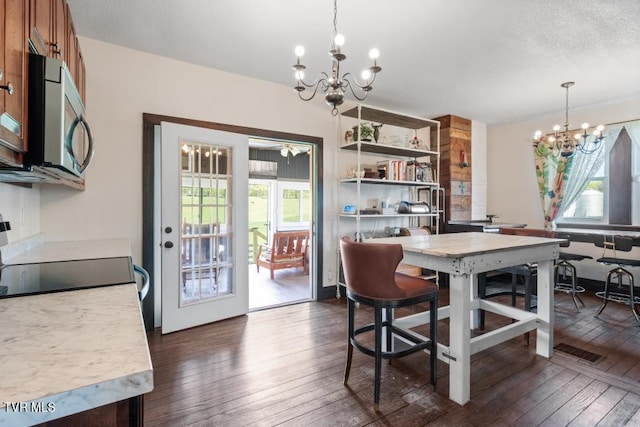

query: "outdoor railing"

left=249, top=227, right=268, bottom=264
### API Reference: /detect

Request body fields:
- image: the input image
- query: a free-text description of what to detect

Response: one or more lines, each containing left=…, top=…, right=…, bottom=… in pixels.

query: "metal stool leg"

left=596, top=269, right=613, bottom=316
left=628, top=274, right=640, bottom=324
left=555, top=260, right=585, bottom=312
left=566, top=262, right=584, bottom=311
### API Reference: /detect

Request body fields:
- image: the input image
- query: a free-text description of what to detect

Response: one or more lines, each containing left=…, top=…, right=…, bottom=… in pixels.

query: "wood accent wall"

left=432, top=115, right=472, bottom=222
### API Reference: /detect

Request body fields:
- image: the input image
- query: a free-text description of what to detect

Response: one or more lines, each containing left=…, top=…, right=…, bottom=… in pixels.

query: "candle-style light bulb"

left=334, top=33, right=345, bottom=46
left=294, top=45, right=305, bottom=58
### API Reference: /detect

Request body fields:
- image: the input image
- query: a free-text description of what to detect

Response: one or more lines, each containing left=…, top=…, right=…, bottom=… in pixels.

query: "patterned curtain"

left=533, top=143, right=574, bottom=229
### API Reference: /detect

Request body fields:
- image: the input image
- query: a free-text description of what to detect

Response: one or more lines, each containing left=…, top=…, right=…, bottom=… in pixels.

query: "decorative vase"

left=373, top=124, right=383, bottom=143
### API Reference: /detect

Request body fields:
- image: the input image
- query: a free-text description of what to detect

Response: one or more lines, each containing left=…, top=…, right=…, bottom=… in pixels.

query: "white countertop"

left=0, top=239, right=153, bottom=426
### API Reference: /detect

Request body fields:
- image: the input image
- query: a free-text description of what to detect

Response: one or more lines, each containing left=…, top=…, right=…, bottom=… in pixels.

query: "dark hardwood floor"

left=145, top=290, right=640, bottom=426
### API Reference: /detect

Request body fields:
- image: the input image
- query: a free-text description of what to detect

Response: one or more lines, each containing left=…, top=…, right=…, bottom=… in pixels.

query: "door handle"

left=164, top=241, right=174, bottom=248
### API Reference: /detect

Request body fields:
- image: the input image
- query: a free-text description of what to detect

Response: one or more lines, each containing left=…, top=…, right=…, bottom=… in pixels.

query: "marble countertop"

left=0, top=238, right=153, bottom=426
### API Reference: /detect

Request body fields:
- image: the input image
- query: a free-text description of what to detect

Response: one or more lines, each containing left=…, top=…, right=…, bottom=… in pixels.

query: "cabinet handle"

left=0, top=82, right=14, bottom=95
left=50, top=42, right=63, bottom=56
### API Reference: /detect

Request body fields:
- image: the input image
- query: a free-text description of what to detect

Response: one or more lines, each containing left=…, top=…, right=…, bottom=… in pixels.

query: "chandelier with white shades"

left=534, top=82, right=605, bottom=157
left=292, top=0, right=381, bottom=115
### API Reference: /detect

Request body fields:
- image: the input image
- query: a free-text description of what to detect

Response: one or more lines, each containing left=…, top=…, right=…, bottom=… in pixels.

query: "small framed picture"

left=416, top=162, right=433, bottom=182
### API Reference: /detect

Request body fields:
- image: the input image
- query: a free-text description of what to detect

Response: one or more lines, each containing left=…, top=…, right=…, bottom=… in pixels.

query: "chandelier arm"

left=341, top=78, right=369, bottom=101
left=297, top=77, right=330, bottom=102
left=576, top=136, right=605, bottom=154
left=297, top=72, right=330, bottom=89
left=341, top=72, right=376, bottom=90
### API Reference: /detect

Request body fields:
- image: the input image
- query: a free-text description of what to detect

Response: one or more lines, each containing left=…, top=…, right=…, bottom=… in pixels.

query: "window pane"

left=563, top=180, right=604, bottom=219
left=302, top=190, right=310, bottom=221
left=282, top=189, right=301, bottom=223
left=180, top=141, right=233, bottom=306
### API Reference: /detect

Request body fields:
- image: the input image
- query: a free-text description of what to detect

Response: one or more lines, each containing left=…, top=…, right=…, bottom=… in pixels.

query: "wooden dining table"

left=373, top=232, right=565, bottom=405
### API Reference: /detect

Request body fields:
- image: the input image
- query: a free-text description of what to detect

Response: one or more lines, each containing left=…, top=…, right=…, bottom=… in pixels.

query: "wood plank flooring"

left=145, top=290, right=640, bottom=426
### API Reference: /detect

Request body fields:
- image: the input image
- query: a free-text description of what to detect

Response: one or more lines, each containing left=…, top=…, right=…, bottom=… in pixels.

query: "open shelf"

left=341, top=106, right=439, bottom=130
left=340, top=178, right=439, bottom=186
left=341, top=141, right=436, bottom=158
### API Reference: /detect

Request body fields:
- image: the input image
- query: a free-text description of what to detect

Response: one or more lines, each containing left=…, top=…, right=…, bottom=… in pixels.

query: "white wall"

left=487, top=96, right=640, bottom=282
left=0, top=183, right=40, bottom=245
left=38, top=37, right=341, bottom=288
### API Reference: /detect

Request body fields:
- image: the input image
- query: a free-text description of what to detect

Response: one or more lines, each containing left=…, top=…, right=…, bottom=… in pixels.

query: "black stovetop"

left=0, top=256, right=135, bottom=298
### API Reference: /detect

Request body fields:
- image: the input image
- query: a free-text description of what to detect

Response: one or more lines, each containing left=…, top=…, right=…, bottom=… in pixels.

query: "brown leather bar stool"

left=555, top=233, right=592, bottom=312
left=594, top=236, right=640, bottom=324
left=339, top=237, right=438, bottom=408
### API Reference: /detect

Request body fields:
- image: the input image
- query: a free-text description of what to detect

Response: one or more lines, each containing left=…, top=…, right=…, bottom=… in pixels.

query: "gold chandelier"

left=292, top=0, right=381, bottom=115
left=534, top=82, right=605, bottom=157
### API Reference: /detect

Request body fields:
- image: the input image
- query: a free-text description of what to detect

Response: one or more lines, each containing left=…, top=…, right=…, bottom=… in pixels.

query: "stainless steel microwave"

left=0, top=54, right=94, bottom=184
left=26, top=53, right=94, bottom=179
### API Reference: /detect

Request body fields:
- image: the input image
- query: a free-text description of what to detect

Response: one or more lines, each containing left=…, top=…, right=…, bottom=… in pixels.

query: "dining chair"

left=339, top=236, right=438, bottom=408
left=594, top=236, right=640, bottom=324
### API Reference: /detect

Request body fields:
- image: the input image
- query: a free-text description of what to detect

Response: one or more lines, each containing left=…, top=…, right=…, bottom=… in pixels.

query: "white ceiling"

left=66, top=0, right=640, bottom=125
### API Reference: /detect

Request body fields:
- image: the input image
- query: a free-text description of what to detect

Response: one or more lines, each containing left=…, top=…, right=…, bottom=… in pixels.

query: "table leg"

left=471, top=273, right=479, bottom=329
left=448, top=273, right=471, bottom=405
left=536, top=259, right=554, bottom=358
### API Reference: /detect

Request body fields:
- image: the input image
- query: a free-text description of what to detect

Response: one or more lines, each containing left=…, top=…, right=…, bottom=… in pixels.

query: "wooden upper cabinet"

left=77, top=47, right=86, bottom=103
left=0, top=0, right=28, bottom=158
left=52, top=0, right=66, bottom=60
left=66, top=12, right=78, bottom=88
left=29, top=0, right=51, bottom=55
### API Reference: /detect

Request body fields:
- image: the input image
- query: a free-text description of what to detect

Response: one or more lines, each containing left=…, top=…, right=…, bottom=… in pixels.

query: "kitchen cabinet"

left=65, top=6, right=78, bottom=85
left=0, top=0, right=28, bottom=164
left=338, top=105, right=441, bottom=239
left=29, top=0, right=66, bottom=59
left=52, top=0, right=66, bottom=59
left=29, top=0, right=51, bottom=55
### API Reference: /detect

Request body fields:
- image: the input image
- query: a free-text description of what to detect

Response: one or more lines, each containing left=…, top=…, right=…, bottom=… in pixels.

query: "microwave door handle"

left=67, top=114, right=95, bottom=174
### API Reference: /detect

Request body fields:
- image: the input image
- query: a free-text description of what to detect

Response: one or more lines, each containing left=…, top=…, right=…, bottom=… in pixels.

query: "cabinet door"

left=52, top=0, right=66, bottom=60
left=30, top=0, right=51, bottom=55
left=77, top=47, right=86, bottom=103
left=0, top=0, right=28, bottom=155
left=66, top=10, right=78, bottom=85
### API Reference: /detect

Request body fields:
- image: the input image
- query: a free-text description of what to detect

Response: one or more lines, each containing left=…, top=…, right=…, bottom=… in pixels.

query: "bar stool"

left=594, top=236, right=640, bottom=324
left=555, top=234, right=592, bottom=312
left=339, top=237, right=438, bottom=408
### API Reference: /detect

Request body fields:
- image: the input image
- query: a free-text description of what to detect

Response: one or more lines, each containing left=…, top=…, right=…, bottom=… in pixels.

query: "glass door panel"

left=180, top=142, right=233, bottom=306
